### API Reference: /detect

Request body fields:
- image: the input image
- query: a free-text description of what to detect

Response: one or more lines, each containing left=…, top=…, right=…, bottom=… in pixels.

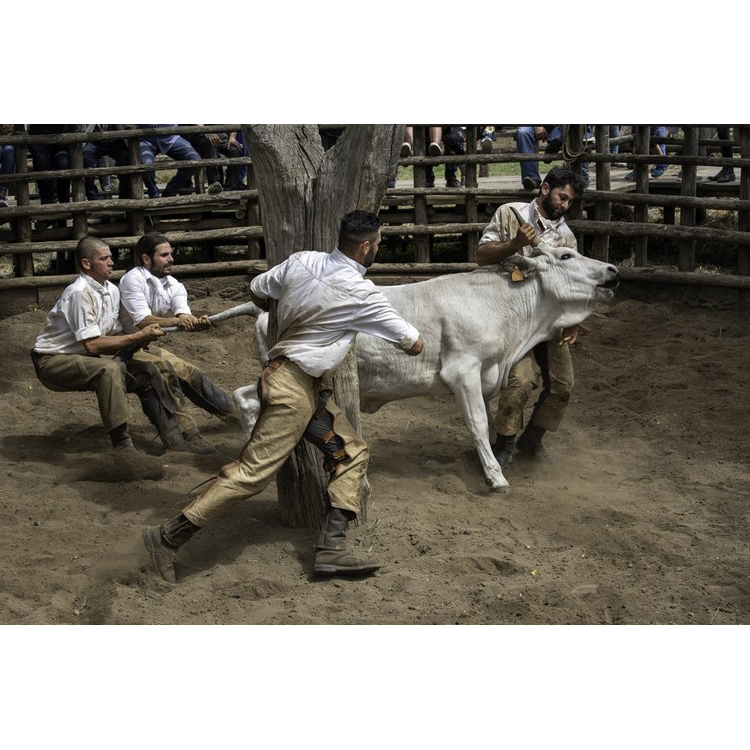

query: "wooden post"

left=127, top=136, right=145, bottom=266
left=245, top=161, right=262, bottom=260
left=633, top=126, right=651, bottom=266
left=464, top=126, right=479, bottom=262
left=13, top=134, right=34, bottom=277
left=69, top=137, right=87, bottom=273
left=678, top=126, right=698, bottom=272
left=592, top=124, right=611, bottom=261
left=739, top=126, right=750, bottom=276
left=567, top=126, right=584, bottom=243
left=413, top=126, right=430, bottom=263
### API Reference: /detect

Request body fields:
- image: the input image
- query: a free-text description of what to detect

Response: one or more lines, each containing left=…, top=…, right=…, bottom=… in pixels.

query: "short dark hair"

left=75, top=235, right=108, bottom=268
left=338, top=210, right=380, bottom=253
left=542, top=167, right=586, bottom=197
left=134, top=233, right=170, bottom=266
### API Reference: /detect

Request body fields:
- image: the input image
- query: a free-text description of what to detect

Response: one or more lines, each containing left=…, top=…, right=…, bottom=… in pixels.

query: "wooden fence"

left=1, top=125, right=748, bottom=293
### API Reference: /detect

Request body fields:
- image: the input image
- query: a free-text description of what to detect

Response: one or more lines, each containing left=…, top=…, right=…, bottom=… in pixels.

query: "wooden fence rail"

left=1, top=124, right=748, bottom=286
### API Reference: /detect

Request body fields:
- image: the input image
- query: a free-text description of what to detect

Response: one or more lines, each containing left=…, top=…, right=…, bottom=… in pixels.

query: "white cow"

left=232, top=244, right=619, bottom=491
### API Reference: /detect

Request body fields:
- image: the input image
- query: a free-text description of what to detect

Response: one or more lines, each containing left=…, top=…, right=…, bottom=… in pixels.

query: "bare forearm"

left=138, top=314, right=181, bottom=328
left=475, top=240, right=520, bottom=266
left=83, top=330, right=153, bottom=356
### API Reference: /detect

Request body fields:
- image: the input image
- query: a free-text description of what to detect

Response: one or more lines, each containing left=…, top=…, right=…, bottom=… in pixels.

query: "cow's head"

left=503, top=245, right=620, bottom=325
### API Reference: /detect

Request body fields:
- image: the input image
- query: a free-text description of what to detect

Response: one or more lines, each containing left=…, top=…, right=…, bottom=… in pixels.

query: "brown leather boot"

left=313, top=507, right=380, bottom=577
left=142, top=513, right=200, bottom=583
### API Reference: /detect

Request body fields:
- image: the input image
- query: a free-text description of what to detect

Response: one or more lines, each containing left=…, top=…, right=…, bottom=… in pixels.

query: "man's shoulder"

left=119, top=266, right=147, bottom=288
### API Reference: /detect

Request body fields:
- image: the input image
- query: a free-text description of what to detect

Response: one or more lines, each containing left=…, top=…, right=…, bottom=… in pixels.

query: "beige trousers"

left=493, top=340, right=574, bottom=436
left=183, top=358, right=368, bottom=527
left=31, top=351, right=131, bottom=433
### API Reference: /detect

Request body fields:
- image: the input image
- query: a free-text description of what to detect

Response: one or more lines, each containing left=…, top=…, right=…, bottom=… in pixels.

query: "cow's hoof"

left=489, top=483, right=511, bottom=494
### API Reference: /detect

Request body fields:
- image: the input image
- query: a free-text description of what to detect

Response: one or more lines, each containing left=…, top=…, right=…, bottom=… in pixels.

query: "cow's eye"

left=560, top=253, right=573, bottom=260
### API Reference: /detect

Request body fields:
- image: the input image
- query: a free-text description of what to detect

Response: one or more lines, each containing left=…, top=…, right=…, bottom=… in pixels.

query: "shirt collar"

left=531, top=198, right=565, bottom=234
left=141, top=265, right=174, bottom=289
left=332, top=247, right=367, bottom=276
left=81, top=272, right=111, bottom=295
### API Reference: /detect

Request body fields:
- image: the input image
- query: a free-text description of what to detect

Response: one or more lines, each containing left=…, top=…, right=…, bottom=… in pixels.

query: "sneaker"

left=428, top=141, right=443, bottom=157
left=207, top=181, right=223, bottom=194
left=650, top=165, right=668, bottom=179
left=522, top=177, right=541, bottom=190
left=624, top=171, right=635, bottom=181
left=388, top=177, right=397, bottom=188
left=445, top=179, right=463, bottom=188
left=400, top=142, right=412, bottom=158
left=0, top=199, right=8, bottom=209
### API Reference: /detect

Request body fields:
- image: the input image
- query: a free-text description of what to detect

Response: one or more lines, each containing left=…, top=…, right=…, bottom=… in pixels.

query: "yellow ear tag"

left=511, top=266, right=524, bottom=282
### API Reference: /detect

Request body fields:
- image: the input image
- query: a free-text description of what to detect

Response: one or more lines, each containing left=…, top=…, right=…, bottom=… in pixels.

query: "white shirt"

left=33, top=274, right=122, bottom=354
left=479, top=199, right=578, bottom=255
left=118, top=265, right=191, bottom=333
left=252, top=249, right=420, bottom=378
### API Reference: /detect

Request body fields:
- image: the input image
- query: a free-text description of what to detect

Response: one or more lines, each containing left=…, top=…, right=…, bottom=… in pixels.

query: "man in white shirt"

left=31, top=236, right=184, bottom=453
left=143, top=210, right=424, bottom=582
left=119, top=233, right=239, bottom=454
left=476, top=167, right=587, bottom=468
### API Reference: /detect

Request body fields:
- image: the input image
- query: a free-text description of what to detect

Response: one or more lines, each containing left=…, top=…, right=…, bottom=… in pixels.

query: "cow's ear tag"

left=511, top=266, right=524, bottom=282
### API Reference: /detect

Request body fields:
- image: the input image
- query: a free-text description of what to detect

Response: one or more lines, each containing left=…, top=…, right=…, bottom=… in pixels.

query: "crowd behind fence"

left=0, top=125, right=748, bottom=291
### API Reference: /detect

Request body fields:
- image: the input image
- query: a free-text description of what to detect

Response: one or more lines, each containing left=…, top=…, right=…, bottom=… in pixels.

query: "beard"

left=540, top=193, right=566, bottom=219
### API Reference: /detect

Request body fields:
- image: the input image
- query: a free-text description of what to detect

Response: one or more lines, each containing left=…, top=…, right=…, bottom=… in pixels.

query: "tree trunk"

left=242, top=124, right=404, bottom=529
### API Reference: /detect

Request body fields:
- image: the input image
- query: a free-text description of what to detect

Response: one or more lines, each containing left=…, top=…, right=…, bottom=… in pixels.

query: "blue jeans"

left=140, top=136, right=200, bottom=197
left=0, top=143, right=14, bottom=195
left=650, top=126, right=667, bottom=170
left=516, top=126, right=586, bottom=183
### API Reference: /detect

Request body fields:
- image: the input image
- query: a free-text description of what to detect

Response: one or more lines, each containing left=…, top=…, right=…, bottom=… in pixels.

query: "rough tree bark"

left=242, top=124, right=405, bottom=529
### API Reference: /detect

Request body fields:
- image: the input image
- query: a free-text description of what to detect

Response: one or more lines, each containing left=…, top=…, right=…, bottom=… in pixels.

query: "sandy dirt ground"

left=1, top=275, right=748, bottom=625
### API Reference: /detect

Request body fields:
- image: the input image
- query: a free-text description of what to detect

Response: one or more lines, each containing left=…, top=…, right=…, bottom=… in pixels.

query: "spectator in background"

left=231, top=129, right=248, bottom=189
left=708, top=126, right=736, bottom=183
left=517, top=126, right=591, bottom=190
left=0, top=124, right=15, bottom=208
left=83, top=124, right=133, bottom=201
left=138, top=125, right=201, bottom=198
left=625, top=126, right=668, bottom=180
left=442, top=126, right=466, bottom=188
left=186, top=127, right=245, bottom=194
left=28, top=124, right=73, bottom=205
left=398, top=126, right=466, bottom=188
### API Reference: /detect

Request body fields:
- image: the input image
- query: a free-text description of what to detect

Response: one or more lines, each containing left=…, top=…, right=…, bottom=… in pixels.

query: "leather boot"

left=142, top=513, right=200, bottom=583
left=179, top=371, right=239, bottom=423
left=134, top=380, right=189, bottom=451
left=492, top=434, right=516, bottom=469
left=515, top=424, right=551, bottom=462
left=313, top=507, right=380, bottom=577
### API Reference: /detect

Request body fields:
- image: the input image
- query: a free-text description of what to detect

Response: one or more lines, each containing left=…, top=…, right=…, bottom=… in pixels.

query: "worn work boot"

left=515, top=424, right=552, bottom=462
left=492, top=434, right=516, bottom=469
left=160, top=429, right=216, bottom=455
left=180, top=372, right=240, bottom=424
left=142, top=513, right=200, bottom=583
left=313, top=507, right=380, bottom=577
